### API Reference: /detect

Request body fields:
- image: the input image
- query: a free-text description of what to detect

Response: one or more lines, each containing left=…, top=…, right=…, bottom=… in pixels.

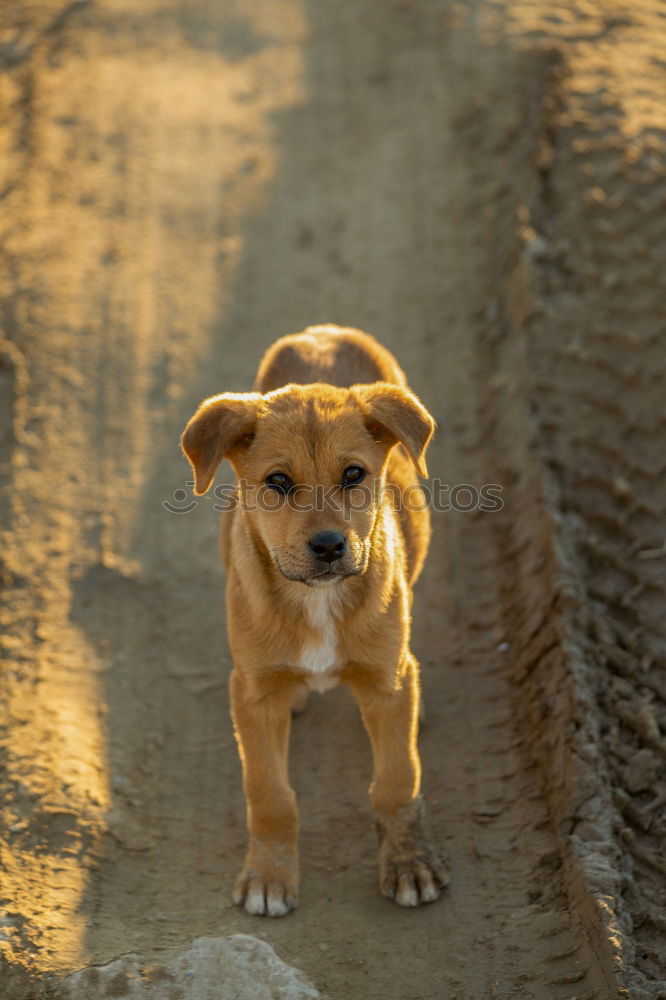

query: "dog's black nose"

left=308, top=531, right=346, bottom=563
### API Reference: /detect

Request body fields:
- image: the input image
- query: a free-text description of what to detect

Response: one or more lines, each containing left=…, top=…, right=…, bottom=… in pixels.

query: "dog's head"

left=181, top=383, right=434, bottom=586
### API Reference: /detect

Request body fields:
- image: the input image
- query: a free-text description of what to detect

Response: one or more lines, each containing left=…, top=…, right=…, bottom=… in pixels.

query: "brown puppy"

left=181, top=324, right=448, bottom=916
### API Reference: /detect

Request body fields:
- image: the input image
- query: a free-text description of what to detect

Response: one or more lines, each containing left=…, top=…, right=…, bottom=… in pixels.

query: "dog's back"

left=254, top=324, right=407, bottom=393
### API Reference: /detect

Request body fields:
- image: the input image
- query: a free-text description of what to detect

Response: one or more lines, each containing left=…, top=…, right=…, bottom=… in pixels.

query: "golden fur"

left=181, top=324, right=448, bottom=915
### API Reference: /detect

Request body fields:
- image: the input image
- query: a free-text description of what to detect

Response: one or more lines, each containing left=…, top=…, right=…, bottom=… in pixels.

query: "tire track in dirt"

left=400, top=7, right=666, bottom=997
left=471, top=2, right=666, bottom=995
left=516, top=5, right=666, bottom=992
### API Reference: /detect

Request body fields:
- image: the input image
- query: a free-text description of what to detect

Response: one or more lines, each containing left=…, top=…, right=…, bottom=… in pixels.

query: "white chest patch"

left=297, top=586, right=344, bottom=689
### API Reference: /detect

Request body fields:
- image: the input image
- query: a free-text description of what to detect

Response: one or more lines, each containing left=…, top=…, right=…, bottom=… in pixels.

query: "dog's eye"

left=265, top=472, right=293, bottom=493
left=342, top=465, right=365, bottom=487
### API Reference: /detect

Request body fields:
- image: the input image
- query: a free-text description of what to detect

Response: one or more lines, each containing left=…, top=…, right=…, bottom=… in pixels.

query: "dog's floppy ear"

left=181, top=392, right=262, bottom=495
left=352, top=383, right=435, bottom=478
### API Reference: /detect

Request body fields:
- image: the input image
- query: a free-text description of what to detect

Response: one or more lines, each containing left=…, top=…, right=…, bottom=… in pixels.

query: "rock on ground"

left=61, top=935, right=320, bottom=1000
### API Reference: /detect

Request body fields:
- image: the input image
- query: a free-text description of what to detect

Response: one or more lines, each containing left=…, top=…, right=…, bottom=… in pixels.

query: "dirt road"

left=1, top=1, right=664, bottom=997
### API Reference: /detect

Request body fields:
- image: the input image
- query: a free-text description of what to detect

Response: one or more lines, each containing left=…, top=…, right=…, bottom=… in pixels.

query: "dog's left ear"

left=352, top=383, right=435, bottom=478
left=180, top=392, right=262, bottom=494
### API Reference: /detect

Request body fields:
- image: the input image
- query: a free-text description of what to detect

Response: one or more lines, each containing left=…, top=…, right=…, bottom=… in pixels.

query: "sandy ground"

left=0, top=1, right=664, bottom=997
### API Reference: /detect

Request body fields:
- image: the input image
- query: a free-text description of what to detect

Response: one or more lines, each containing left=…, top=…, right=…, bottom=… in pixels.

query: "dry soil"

left=0, top=2, right=664, bottom=998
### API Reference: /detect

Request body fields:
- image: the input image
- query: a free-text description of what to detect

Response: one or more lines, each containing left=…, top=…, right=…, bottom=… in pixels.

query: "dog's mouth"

left=289, top=568, right=348, bottom=586
left=273, top=558, right=359, bottom=586
left=304, top=568, right=347, bottom=586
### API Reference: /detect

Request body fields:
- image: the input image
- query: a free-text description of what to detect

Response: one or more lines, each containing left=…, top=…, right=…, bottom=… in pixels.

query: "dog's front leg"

left=348, top=654, right=449, bottom=907
left=230, top=669, right=299, bottom=916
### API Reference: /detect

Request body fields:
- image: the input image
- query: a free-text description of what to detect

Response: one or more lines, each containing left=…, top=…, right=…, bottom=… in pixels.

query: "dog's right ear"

left=180, top=392, right=262, bottom=495
left=352, top=383, right=435, bottom=478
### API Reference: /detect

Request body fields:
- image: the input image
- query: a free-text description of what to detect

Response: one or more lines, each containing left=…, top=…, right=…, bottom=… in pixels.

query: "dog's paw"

left=376, top=796, right=449, bottom=907
left=379, top=849, right=449, bottom=906
left=232, top=840, right=299, bottom=917
left=233, top=870, right=297, bottom=916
